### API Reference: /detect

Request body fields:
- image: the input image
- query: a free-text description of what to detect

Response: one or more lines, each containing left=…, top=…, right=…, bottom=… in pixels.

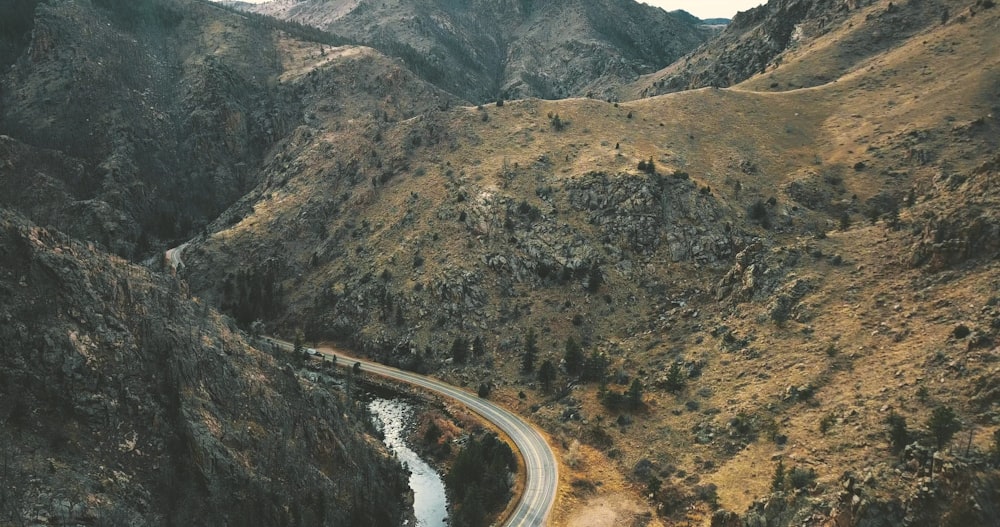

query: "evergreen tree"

left=538, top=359, right=556, bottom=392
left=582, top=350, right=609, bottom=383
left=928, top=406, right=961, bottom=450
left=627, top=378, right=643, bottom=410
left=771, top=458, right=785, bottom=491
left=664, top=362, right=686, bottom=393
left=451, top=336, right=469, bottom=364
left=521, top=328, right=538, bottom=373
left=587, top=265, right=603, bottom=293
left=472, top=335, right=485, bottom=357
left=563, top=337, right=584, bottom=376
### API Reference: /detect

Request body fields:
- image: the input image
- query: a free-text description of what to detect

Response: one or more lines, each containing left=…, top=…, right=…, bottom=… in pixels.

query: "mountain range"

left=1, top=0, right=999, bottom=525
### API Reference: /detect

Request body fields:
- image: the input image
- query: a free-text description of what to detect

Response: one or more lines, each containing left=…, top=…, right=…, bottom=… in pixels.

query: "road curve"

left=266, top=338, right=558, bottom=527
left=164, top=242, right=189, bottom=273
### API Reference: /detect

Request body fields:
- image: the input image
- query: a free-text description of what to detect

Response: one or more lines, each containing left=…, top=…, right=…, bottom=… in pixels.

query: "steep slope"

left=182, top=0, right=1000, bottom=524
left=245, top=0, right=713, bottom=102
left=0, top=0, right=311, bottom=258
left=0, top=208, right=408, bottom=526
left=627, top=0, right=972, bottom=99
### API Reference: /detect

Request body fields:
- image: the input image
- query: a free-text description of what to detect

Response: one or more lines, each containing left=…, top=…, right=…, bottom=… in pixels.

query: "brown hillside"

left=183, top=0, right=1000, bottom=524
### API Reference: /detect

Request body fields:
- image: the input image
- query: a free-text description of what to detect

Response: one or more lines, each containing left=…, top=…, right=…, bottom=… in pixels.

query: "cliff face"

left=246, top=0, right=713, bottom=102
left=0, top=208, right=408, bottom=526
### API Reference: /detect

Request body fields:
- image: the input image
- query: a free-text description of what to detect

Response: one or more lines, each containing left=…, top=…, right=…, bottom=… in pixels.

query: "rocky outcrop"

left=911, top=156, right=1000, bottom=270
left=0, top=209, right=408, bottom=526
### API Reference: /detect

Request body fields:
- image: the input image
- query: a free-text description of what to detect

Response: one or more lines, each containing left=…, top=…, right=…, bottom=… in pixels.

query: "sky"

left=234, top=0, right=766, bottom=21
left=642, top=1, right=765, bottom=20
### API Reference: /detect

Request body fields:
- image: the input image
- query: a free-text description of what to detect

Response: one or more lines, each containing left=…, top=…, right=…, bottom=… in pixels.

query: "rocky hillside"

left=627, top=0, right=979, bottom=99
left=0, top=208, right=408, bottom=526
left=181, top=0, right=1000, bottom=524
left=243, top=0, right=714, bottom=102
left=0, top=0, right=317, bottom=259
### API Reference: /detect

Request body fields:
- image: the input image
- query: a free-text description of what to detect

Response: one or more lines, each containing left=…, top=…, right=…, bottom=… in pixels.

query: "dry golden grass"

left=195, top=3, right=1000, bottom=524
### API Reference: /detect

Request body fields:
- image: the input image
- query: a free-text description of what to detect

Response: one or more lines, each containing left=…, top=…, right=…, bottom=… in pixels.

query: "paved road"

left=266, top=338, right=558, bottom=527
left=164, top=242, right=189, bottom=273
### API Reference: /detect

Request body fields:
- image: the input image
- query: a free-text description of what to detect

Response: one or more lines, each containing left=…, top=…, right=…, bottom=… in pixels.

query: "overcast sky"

left=234, top=1, right=766, bottom=21
left=642, top=1, right=765, bottom=19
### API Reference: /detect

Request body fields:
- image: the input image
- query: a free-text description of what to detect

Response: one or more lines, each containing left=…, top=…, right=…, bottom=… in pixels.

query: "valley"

left=1, top=0, right=999, bottom=526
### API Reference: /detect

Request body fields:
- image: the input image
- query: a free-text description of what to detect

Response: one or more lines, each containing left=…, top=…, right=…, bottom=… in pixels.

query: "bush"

left=550, top=114, right=566, bottom=131
left=787, top=466, right=817, bottom=490
left=819, top=413, right=836, bottom=435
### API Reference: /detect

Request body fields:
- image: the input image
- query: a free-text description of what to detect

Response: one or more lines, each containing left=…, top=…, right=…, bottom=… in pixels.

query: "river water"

left=368, top=397, right=449, bottom=527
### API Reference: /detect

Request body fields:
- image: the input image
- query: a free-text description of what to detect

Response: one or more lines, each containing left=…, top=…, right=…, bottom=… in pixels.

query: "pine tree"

left=521, top=328, right=538, bottom=373
left=451, top=336, right=469, bottom=364
left=564, top=337, right=584, bottom=376
left=627, top=378, right=643, bottom=410
left=664, top=362, right=686, bottom=393
left=928, top=406, right=961, bottom=450
left=771, top=458, right=785, bottom=491
left=538, top=359, right=556, bottom=392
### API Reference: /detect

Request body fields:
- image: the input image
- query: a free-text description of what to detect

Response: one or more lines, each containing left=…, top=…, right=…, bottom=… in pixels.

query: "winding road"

left=266, top=338, right=558, bottom=527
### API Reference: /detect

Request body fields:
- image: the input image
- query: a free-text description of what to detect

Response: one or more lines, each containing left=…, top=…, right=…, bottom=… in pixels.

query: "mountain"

left=4, top=0, right=1000, bottom=525
left=627, top=0, right=968, bottom=98
left=0, top=208, right=408, bottom=525
left=244, top=0, right=714, bottom=102
left=0, top=0, right=320, bottom=259
left=179, top=0, right=1000, bottom=524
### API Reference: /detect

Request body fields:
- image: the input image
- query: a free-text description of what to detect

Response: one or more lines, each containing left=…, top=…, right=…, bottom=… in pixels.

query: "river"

left=368, top=397, right=449, bottom=527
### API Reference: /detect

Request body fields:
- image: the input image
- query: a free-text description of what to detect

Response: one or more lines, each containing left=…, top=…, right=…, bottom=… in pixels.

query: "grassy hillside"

left=181, top=1, right=1000, bottom=524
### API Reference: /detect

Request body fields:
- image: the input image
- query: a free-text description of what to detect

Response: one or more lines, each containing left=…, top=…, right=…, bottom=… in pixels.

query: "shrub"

left=787, top=466, right=817, bottom=490
left=550, top=113, right=565, bottom=131
left=819, top=413, right=836, bottom=435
